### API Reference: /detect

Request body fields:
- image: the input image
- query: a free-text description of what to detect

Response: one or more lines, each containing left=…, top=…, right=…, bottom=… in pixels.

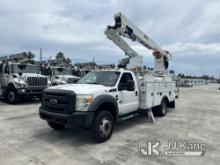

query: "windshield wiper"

left=87, top=82, right=100, bottom=84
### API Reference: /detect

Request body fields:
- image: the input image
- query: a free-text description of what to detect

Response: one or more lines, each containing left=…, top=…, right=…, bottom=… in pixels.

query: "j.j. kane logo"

left=139, top=140, right=206, bottom=157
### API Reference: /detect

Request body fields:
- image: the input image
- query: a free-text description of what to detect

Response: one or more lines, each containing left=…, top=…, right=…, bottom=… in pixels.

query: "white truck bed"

left=138, top=75, right=175, bottom=109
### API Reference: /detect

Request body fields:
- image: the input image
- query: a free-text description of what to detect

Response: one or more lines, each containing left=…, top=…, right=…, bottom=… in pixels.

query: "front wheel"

left=7, top=88, right=20, bottom=104
left=47, top=122, right=65, bottom=130
left=91, top=111, right=114, bottom=143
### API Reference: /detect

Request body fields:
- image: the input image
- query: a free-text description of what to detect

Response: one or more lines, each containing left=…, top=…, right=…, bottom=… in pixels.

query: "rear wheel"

left=91, top=111, right=114, bottom=143
left=155, top=100, right=167, bottom=117
left=48, top=122, right=65, bottom=130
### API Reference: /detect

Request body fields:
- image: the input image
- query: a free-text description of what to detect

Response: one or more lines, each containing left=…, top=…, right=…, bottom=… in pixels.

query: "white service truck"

left=0, top=53, right=48, bottom=104
left=43, top=66, right=80, bottom=86
left=39, top=13, right=176, bottom=142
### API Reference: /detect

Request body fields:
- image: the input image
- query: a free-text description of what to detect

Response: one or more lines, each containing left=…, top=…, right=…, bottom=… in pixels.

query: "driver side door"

left=117, top=73, right=139, bottom=115
left=2, top=64, right=10, bottom=87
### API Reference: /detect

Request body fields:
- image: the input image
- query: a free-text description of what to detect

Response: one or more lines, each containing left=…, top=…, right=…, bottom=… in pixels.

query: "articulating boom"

left=105, top=27, right=143, bottom=69
left=105, top=12, right=171, bottom=70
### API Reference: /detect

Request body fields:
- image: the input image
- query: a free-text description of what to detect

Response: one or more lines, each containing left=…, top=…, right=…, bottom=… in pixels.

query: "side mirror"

left=118, top=83, right=124, bottom=91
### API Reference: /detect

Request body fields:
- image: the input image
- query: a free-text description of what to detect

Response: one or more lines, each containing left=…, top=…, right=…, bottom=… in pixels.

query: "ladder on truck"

left=0, top=52, right=35, bottom=63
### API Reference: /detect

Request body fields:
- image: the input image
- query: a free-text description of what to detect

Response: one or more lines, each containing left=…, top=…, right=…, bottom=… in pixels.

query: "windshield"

left=78, top=71, right=120, bottom=86
left=52, top=68, right=72, bottom=75
left=11, top=64, right=41, bottom=74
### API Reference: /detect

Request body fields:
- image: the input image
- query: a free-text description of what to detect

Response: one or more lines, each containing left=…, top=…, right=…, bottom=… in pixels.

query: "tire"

left=7, top=87, right=20, bottom=104
left=155, top=100, right=167, bottom=117
left=91, top=111, right=114, bottom=143
left=47, top=122, right=65, bottom=130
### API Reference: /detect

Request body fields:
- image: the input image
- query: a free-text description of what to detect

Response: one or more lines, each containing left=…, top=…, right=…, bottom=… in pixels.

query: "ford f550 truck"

left=39, top=13, right=176, bottom=142
left=39, top=70, right=175, bottom=142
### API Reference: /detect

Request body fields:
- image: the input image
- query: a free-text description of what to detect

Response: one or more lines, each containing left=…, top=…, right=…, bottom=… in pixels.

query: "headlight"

left=76, top=95, right=93, bottom=111
left=59, top=81, right=67, bottom=85
left=54, top=79, right=67, bottom=85
left=47, top=80, right=52, bottom=86
left=14, top=82, right=21, bottom=87
left=14, top=82, right=26, bottom=88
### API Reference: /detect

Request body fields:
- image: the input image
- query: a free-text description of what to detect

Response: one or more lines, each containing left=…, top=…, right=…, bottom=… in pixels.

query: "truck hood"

left=13, top=73, right=47, bottom=79
left=55, top=75, right=80, bottom=79
left=48, top=84, right=111, bottom=95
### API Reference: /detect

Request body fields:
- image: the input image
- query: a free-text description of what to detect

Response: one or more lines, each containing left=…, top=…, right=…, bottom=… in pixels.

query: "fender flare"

left=161, top=95, right=169, bottom=104
left=7, top=83, right=16, bottom=91
left=88, top=94, right=119, bottom=117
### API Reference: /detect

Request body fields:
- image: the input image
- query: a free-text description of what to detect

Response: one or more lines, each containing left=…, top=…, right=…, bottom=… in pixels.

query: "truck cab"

left=39, top=70, right=175, bottom=142
left=0, top=62, right=48, bottom=103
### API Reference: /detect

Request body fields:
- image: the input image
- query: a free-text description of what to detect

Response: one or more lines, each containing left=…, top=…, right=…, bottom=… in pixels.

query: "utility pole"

left=40, top=48, right=42, bottom=63
left=93, top=57, right=96, bottom=69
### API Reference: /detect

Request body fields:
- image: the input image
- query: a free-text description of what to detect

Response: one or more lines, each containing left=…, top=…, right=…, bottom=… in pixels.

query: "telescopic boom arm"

left=105, top=12, right=171, bottom=70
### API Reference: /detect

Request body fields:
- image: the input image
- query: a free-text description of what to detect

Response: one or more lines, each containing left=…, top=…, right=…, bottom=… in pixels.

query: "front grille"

left=27, top=77, right=47, bottom=86
left=42, top=89, right=75, bottom=114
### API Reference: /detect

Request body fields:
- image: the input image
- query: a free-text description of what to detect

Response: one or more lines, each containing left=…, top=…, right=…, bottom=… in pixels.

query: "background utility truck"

left=43, top=56, right=80, bottom=86
left=0, top=52, right=48, bottom=104
left=39, top=13, right=176, bottom=142
left=43, top=66, right=80, bottom=86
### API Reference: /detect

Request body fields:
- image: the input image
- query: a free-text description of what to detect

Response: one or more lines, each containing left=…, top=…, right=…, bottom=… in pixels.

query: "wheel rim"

left=8, top=91, right=15, bottom=102
left=99, top=118, right=112, bottom=137
left=162, top=102, right=167, bottom=114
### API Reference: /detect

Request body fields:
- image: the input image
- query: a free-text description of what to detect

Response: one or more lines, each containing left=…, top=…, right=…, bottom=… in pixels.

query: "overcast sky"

left=0, top=0, right=220, bottom=76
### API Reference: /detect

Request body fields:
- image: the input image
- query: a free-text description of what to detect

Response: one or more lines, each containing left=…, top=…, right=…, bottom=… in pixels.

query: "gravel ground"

left=0, top=84, right=220, bottom=165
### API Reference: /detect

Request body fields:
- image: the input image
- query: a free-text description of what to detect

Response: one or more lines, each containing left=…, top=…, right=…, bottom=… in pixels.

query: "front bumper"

left=39, top=107, right=94, bottom=128
left=17, top=86, right=47, bottom=96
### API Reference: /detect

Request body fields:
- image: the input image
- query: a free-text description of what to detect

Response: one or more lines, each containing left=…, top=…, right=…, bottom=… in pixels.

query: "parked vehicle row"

left=0, top=53, right=86, bottom=104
